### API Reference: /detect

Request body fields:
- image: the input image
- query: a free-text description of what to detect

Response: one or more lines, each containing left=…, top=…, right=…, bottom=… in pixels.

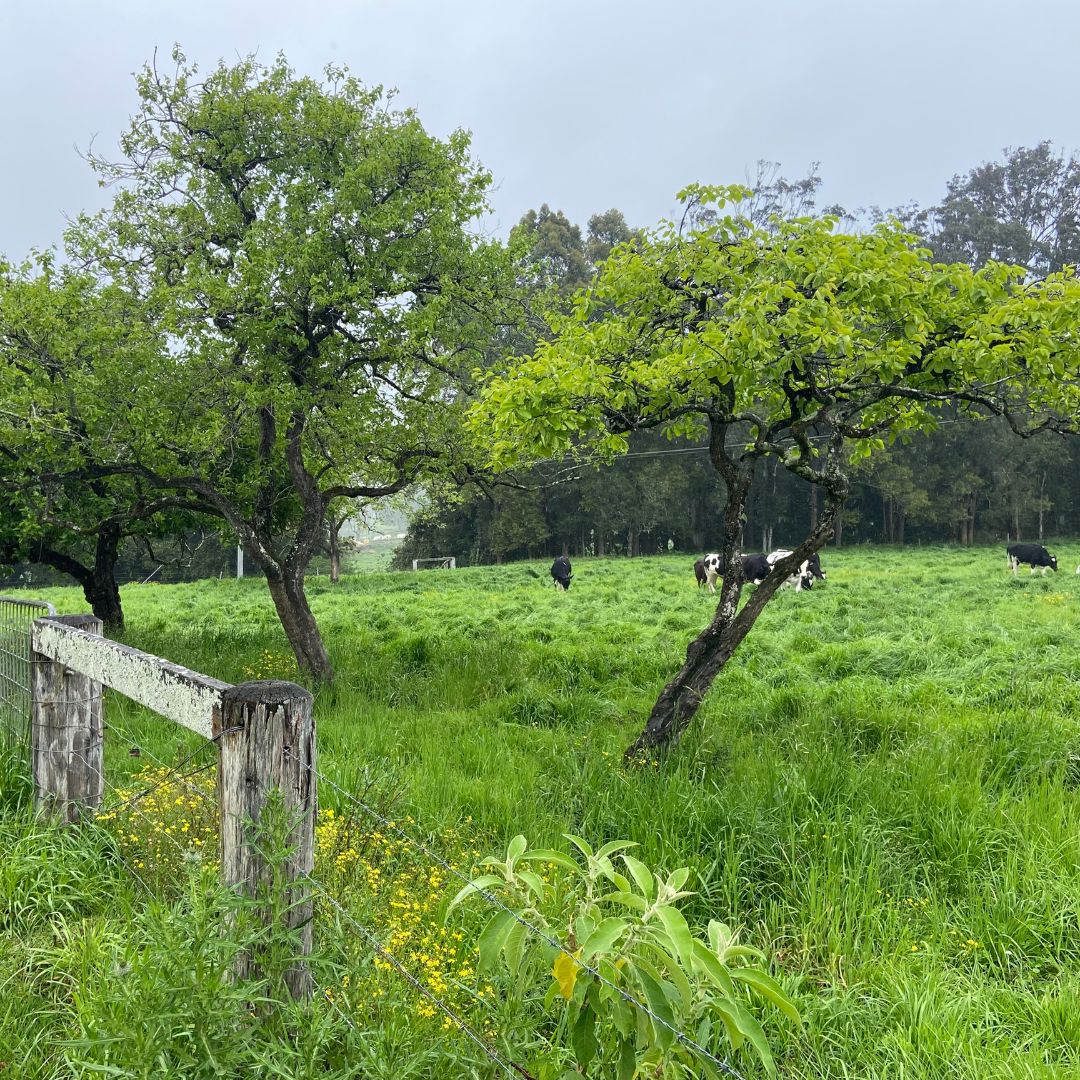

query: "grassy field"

left=3, top=546, right=1080, bottom=1077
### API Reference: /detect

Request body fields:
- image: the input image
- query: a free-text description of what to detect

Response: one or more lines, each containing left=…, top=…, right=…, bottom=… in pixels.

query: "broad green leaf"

left=666, top=866, right=691, bottom=893
left=563, top=833, right=594, bottom=859
left=477, top=909, right=517, bottom=973
left=636, top=945, right=692, bottom=1012
left=520, top=849, right=580, bottom=873
left=445, top=874, right=502, bottom=914
left=712, top=997, right=775, bottom=1075
left=731, top=967, right=802, bottom=1024
left=595, top=839, right=639, bottom=859
left=632, top=965, right=676, bottom=1053
left=515, top=869, right=547, bottom=903
left=599, top=890, right=649, bottom=912
left=506, top=834, right=527, bottom=870
left=691, top=939, right=735, bottom=997
left=580, top=917, right=628, bottom=961
left=502, top=919, right=529, bottom=979
left=617, top=1035, right=637, bottom=1080
left=571, top=1005, right=598, bottom=1067
left=621, top=855, right=655, bottom=900
left=654, top=905, right=694, bottom=970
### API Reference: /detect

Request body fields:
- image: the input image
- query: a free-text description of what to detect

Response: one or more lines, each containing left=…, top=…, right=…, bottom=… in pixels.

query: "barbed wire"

left=309, top=876, right=536, bottom=1080
left=99, top=716, right=220, bottom=813
left=1, top=618, right=754, bottom=1078
left=312, top=764, right=750, bottom=1080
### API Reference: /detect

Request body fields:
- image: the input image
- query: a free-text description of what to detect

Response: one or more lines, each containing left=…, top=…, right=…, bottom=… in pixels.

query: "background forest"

left=397, top=144, right=1080, bottom=566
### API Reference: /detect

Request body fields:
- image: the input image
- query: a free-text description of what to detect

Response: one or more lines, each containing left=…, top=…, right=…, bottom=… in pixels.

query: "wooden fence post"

left=31, top=615, right=104, bottom=823
left=218, top=680, right=315, bottom=1000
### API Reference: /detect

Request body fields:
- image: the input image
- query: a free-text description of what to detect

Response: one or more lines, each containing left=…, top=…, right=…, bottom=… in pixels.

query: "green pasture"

left=4, top=545, right=1080, bottom=1077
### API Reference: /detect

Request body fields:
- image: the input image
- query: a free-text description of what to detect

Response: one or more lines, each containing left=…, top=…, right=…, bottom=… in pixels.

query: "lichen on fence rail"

left=30, top=618, right=232, bottom=738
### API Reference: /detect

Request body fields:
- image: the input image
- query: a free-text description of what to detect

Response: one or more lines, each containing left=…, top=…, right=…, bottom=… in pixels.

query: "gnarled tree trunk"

left=265, top=569, right=332, bottom=681
left=625, top=498, right=842, bottom=760
left=625, top=427, right=848, bottom=760
left=33, top=522, right=125, bottom=630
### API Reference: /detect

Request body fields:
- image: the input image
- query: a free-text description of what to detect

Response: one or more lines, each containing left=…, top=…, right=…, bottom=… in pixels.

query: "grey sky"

left=2, top=0, right=1078, bottom=258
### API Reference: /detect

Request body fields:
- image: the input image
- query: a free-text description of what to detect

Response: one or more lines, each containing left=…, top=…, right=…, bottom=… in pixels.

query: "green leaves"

left=446, top=834, right=800, bottom=1077
left=472, top=188, right=1080, bottom=490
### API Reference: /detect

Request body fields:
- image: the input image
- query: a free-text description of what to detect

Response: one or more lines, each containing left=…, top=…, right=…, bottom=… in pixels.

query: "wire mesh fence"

left=0, top=596, right=56, bottom=760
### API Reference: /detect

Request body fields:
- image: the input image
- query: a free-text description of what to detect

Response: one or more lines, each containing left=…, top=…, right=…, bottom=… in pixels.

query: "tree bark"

left=624, top=428, right=847, bottom=760
left=33, top=523, right=124, bottom=630
left=89, top=523, right=124, bottom=629
left=265, top=569, right=333, bottom=682
left=328, top=520, right=342, bottom=584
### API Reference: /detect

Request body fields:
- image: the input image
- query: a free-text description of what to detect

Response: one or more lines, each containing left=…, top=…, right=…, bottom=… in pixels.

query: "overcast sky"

left=2, top=0, right=1078, bottom=258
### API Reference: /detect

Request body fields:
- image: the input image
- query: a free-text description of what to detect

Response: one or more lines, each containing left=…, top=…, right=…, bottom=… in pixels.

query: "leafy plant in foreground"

left=447, top=834, right=800, bottom=1078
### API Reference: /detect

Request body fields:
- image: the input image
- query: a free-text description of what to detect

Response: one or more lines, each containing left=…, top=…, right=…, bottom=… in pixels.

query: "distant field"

left=6, top=545, right=1080, bottom=1078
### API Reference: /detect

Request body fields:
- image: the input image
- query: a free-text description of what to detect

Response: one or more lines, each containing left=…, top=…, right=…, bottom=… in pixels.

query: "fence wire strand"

left=312, top=764, right=750, bottom=1080
left=309, top=876, right=535, bottom=1080
left=2, top=604, right=752, bottom=1079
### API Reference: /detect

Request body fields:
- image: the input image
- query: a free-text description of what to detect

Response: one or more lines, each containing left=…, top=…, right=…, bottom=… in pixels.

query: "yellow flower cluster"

left=96, top=764, right=218, bottom=879
left=314, top=808, right=493, bottom=1031
left=241, top=649, right=297, bottom=681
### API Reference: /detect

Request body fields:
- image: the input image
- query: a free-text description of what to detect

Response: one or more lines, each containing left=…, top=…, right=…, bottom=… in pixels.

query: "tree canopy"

left=65, top=50, right=510, bottom=677
left=0, top=260, right=210, bottom=626
left=472, top=185, right=1080, bottom=753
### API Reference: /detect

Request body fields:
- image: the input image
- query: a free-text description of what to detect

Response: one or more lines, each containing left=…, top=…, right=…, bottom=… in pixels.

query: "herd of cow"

left=547, top=542, right=1066, bottom=593
left=692, top=550, right=826, bottom=593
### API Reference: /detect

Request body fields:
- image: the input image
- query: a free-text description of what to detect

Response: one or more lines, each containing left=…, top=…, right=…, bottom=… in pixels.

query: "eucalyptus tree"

left=902, top=142, right=1080, bottom=276
left=474, top=185, right=1080, bottom=757
left=71, top=51, right=510, bottom=679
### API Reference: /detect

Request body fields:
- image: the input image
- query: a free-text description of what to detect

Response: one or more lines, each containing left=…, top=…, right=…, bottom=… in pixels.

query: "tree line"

left=398, top=145, right=1080, bottom=568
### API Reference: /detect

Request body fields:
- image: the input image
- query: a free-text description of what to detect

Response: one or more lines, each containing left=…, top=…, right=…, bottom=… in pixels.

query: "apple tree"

left=473, top=185, right=1080, bottom=756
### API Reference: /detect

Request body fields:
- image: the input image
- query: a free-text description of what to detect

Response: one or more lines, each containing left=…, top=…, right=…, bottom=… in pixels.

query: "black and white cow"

left=551, top=555, right=573, bottom=590
left=695, top=553, right=723, bottom=593
left=767, top=549, right=824, bottom=592
left=740, top=554, right=771, bottom=585
left=1006, top=543, right=1057, bottom=576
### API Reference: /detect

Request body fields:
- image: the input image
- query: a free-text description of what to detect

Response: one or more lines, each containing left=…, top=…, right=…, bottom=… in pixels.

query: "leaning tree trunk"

left=626, top=505, right=841, bottom=759
left=625, top=449, right=846, bottom=761
left=265, top=569, right=333, bottom=682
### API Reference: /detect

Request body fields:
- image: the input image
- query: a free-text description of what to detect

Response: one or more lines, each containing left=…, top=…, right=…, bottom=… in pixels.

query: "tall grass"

left=5, top=545, right=1080, bottom=1077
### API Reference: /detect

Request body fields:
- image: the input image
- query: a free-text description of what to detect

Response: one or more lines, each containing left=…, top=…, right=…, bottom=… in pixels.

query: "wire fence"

left=0, top=596, right=56, bottom=761
left=4, top=606, right=755, bottom=1080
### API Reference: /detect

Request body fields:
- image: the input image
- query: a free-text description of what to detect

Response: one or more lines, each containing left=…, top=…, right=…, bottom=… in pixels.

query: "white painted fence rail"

left=29, top=614, right=315, bottom=999
left=31, top=617, right=231, bottom=739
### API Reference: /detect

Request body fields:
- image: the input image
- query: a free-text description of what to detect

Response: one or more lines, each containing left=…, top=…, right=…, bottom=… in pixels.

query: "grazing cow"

left=1006, top=543, right=1057, bottom=576
left=767, top=548, right=823, bottom=592
left=695, top=552, right=722, bottom=593
left=551, top=555, right=573, bottom=590
left=740, top=553, right=771, bottom=585
left=693, top=558, right=708, bottom=588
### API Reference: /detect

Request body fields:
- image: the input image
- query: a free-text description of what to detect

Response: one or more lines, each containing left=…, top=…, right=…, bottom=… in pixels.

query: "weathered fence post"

left=31, top=615, right=104, bottom=823
left=218, top=680, right=316, bottom=999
